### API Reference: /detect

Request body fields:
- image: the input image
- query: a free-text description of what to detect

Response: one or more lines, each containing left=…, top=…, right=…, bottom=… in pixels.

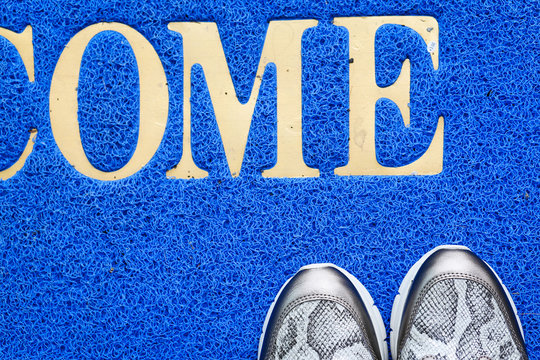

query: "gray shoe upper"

left=397, top=248, right=528, bottom=360
left=259, top=266, right=382, bottom=360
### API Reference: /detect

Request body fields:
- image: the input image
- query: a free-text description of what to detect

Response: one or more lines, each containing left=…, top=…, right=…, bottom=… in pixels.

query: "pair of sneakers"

left=258, top=245, right=528, bottom=360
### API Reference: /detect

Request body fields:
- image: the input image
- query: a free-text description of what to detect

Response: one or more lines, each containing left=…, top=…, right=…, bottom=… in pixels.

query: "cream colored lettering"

left=50, top=22, right=168, bottom=181
left=166, top=20, right=319, bottom=179
left=334, top=16, right=444, bottom=176
left=0, top=26, right=37, bottom=181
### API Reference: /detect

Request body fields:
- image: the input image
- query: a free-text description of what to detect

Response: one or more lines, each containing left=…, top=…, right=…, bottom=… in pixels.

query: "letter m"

left=167, top=21, right=319, bottom=179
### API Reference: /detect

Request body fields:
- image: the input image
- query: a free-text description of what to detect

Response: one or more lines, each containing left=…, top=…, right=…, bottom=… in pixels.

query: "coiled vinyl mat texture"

left=0, top=0, right=538, bottom=358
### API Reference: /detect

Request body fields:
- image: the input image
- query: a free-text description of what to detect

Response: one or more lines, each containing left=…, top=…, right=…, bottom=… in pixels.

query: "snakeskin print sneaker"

left=390, top=245, right=528, bottom=360
left=258, top=263, right=388, bottom=360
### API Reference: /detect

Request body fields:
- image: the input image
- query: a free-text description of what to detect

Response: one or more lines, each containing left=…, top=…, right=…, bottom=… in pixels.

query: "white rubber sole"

left=258, top=263, right=389, bottom=360
left=389, top=245, right=525, bottom=360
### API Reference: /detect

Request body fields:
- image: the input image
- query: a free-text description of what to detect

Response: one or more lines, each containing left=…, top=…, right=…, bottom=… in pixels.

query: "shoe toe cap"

left=396, top=248, right=527, bottom=357
left=260, top=265, right=383, bottom=360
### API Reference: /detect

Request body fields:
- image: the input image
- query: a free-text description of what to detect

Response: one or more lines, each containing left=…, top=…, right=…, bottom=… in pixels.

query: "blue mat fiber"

left=0, top=0, right=539, bottom=358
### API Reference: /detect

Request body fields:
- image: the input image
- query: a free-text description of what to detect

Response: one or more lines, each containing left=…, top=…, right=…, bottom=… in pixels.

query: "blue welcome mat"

left=0, top=0, right=538, bottom=358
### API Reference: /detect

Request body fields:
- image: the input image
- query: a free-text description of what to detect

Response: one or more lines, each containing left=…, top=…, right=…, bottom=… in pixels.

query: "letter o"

left=50, top=22, right=168, bottom=180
